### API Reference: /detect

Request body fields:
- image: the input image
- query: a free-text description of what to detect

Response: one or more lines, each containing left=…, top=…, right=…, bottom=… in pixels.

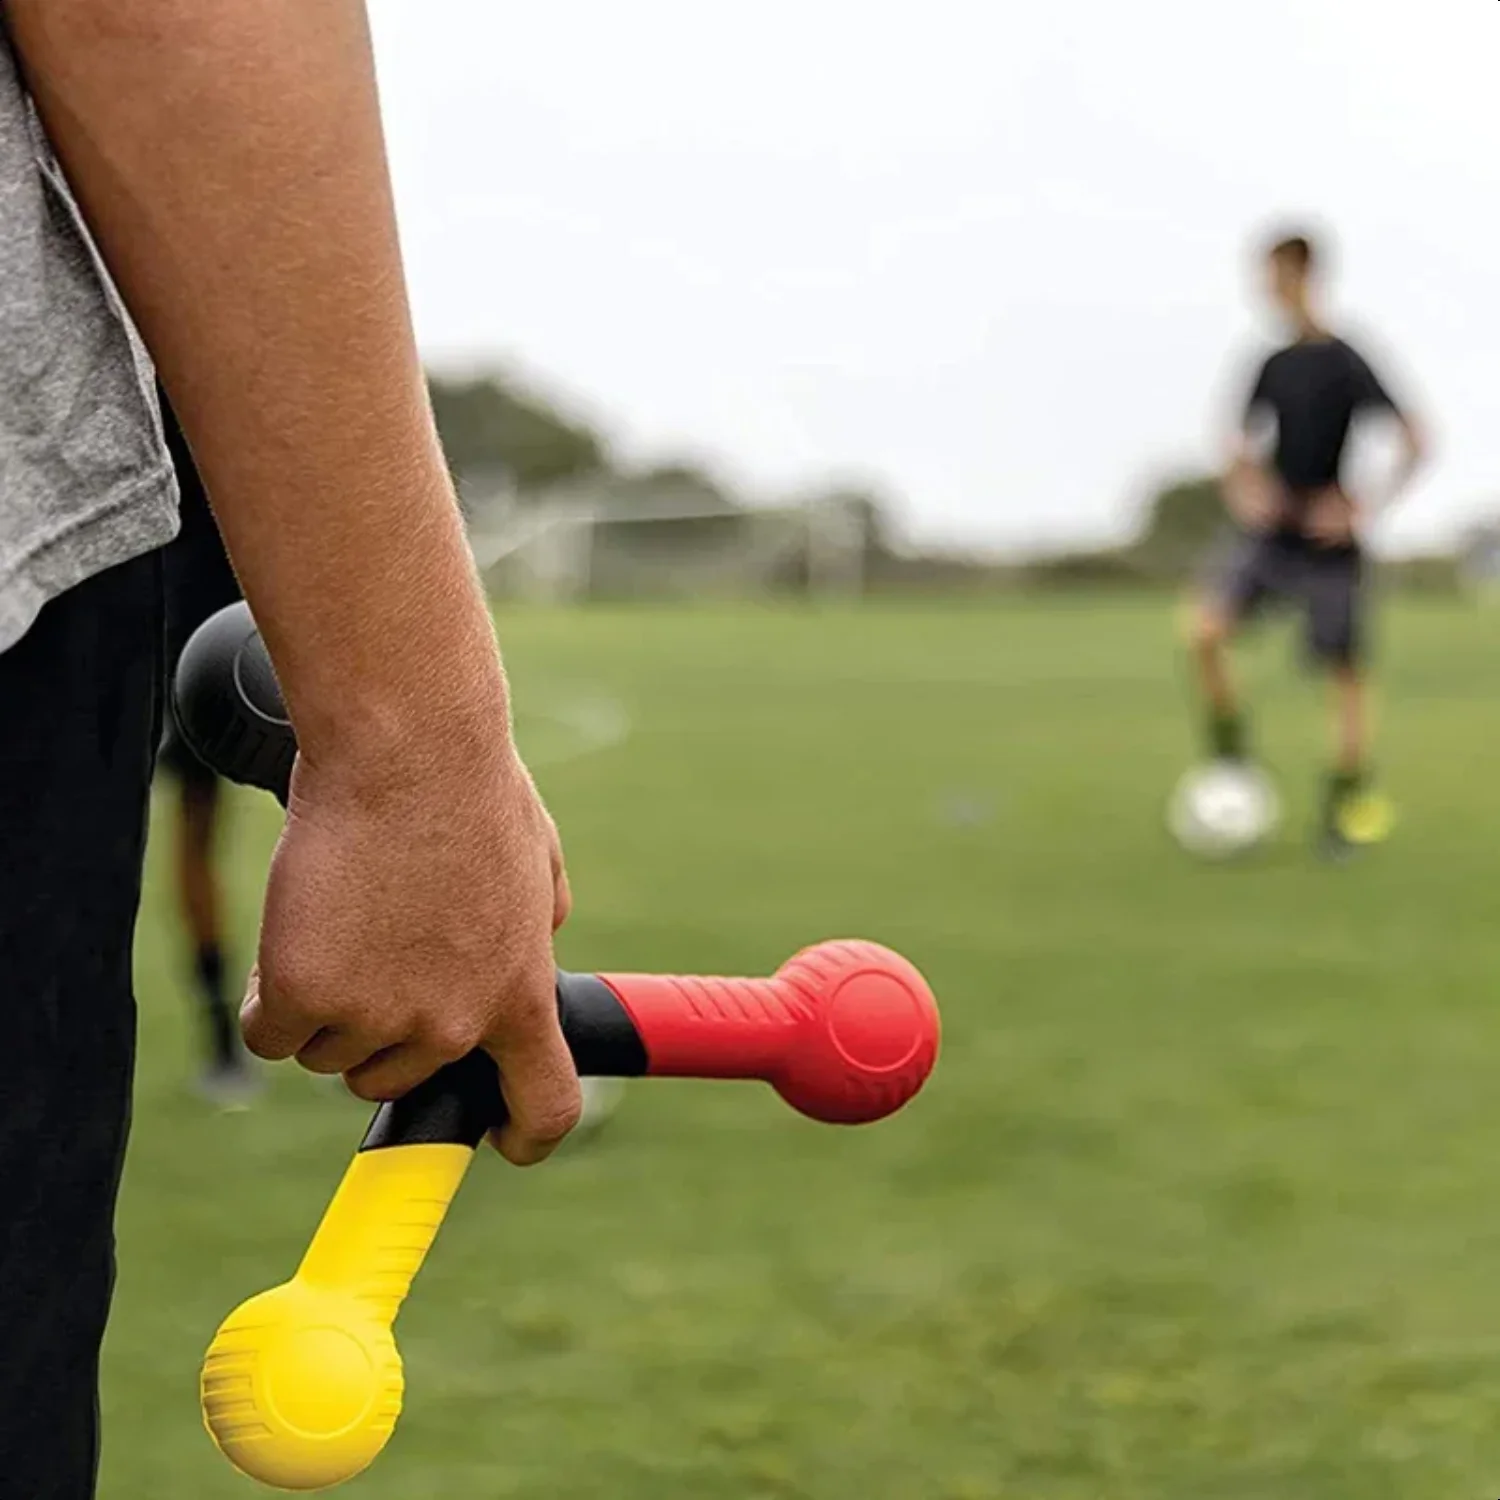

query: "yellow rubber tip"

left=200, top=1280, right=403, bottom=1492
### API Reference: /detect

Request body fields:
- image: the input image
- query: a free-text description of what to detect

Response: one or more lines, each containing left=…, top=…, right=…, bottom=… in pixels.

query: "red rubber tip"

left=767, top=940, right=940, bottom=1123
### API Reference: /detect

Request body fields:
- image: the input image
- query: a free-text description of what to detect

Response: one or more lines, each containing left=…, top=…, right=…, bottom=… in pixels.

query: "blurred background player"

left=1189, top=229, right=1429, bottom=857
left=155, top=385, right=260, bottom=1108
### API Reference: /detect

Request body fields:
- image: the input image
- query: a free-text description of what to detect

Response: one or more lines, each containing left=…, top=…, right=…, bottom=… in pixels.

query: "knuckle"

left=422, top=1013, right=485, bottom=1060
left=358, top=1017, right=408, bottom=1055
left=260, top=948, right=335, bottom=1021
left=488, top=991, right=558, bottom=1047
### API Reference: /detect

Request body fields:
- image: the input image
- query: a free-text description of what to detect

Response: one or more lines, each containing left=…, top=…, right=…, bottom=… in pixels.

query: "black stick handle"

left=360, top=974, right=647, bottom=1151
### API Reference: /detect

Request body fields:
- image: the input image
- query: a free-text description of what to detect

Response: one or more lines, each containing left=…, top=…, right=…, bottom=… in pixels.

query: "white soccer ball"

left=1168, top=761, right=1281, bottom=858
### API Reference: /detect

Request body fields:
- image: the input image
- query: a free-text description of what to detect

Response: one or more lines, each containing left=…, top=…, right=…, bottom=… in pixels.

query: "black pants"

left=0, top=552, right=162, bottom=1498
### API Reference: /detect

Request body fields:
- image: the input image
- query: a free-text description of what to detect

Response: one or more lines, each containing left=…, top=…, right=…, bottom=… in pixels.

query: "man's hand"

left=243, top=747, right=580, bottom=1165
left=1305, top=486, right=1358, bottom=547
left=1223, top=459, right=1285, bottom=534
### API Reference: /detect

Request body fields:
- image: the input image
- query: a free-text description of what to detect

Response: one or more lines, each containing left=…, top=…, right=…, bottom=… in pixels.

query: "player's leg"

left=1331, top=663, right=1366, bottom=779
left=175, top=763, right=260, bottom=1102
left=1321, top=667, right=1372, bottom=854
left=176, top=774, right=224, bottom=960
left=157, top=715, right=259, bottom=1104
left=1191, top=600, right=1243, bottom=750
left=0, top=551, right=161, bottom=1499
left=1308, top=549, right=1389, bottom=853
left=1188, top=532, right=1268, bottom=760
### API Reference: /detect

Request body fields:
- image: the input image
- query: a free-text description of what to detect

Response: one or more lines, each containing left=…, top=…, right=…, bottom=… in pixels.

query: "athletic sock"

left=1207, top=709, right=1248, bottom=762
left=1323, top=767, right=1365, bottom=834
left=195, top=943, right=240, bottom=1071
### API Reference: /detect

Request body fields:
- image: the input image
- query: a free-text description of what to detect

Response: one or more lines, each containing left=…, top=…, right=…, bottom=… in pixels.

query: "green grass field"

left=109, top=593, right=1500, bottom=1499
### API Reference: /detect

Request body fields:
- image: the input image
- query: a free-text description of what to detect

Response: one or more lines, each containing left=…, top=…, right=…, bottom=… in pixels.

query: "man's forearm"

left=7, top=0, right=508, bottom=774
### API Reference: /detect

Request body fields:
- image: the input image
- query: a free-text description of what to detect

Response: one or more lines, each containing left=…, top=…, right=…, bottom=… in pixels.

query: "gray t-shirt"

left=0, top=24, right=178, bottom=655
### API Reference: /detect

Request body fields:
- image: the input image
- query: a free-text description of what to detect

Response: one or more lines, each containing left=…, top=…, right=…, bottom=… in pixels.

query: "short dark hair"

left=1266, top=232, right=1317, bottom=273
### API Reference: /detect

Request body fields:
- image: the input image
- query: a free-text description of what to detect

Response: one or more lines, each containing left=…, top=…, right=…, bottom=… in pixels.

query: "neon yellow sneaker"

left=1336, top=788, right=1397, bottom=846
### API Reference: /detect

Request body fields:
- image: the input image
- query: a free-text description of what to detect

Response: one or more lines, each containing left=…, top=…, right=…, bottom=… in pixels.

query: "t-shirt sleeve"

left=1348, top=347, right=1400, bottom=414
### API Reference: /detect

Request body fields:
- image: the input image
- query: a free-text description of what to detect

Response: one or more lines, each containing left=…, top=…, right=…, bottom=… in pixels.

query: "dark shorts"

left=156, top=395, right=240, bottom=788
left=1202, top=527, right=1365, bottom=667
left=0, top=550, right=162, bottom=1498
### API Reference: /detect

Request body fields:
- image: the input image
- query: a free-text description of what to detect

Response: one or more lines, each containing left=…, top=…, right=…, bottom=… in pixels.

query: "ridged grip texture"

left=297, top=1145, right=473, bottom=1320
left=601, top=939, right=940, bottom=1124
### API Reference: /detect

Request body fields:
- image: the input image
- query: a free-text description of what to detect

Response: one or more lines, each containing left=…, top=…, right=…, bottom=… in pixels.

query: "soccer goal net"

left=468, top=481, right=868, bottom=605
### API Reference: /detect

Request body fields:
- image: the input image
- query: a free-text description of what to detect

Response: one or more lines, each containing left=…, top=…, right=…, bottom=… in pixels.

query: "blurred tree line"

left=428, top=368, right=894, bottom=566
left=428, top=370, right=1463, bottom=596
left=429, top=372, right=606, bottom=496
left=1028, top=475, right=1461, bottom=594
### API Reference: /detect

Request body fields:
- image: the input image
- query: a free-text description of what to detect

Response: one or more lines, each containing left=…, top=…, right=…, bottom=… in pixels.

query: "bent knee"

left=1187, top=599, right=1232, bottom=651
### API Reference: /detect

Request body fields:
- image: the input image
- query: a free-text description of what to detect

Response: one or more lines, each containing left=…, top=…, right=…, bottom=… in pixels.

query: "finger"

left=240, top=964, right=320, bottom=1062
left=484, top=999, right=581, bottom=1166
left=342, top=1041, right=448, bottom=1103
left=295, top=1026, right=386, bottom=1077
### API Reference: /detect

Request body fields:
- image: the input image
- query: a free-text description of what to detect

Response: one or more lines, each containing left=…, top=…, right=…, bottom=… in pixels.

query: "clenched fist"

left=243, top=744, right=579, bottom=1165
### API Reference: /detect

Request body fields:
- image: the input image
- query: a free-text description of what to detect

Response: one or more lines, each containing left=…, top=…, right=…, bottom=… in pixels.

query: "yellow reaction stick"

left=199, top=1050, right=501, bottom=1491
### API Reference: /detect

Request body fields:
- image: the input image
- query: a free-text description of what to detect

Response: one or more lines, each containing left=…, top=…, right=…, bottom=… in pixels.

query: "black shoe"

left=1315, top=825, right=1358, bottom=864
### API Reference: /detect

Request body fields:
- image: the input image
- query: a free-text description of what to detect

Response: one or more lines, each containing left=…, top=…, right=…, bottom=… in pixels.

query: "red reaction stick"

left=597, top=940, right=938, bottom=1124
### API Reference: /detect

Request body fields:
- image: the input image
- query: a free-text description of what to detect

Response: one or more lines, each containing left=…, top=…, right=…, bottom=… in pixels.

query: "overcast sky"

left=367, top=0, right=1498, bottom=554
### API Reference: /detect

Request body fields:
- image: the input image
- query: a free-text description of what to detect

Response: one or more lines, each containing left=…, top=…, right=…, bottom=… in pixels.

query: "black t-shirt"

left=1244, top=336, right=1398, bottom=494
